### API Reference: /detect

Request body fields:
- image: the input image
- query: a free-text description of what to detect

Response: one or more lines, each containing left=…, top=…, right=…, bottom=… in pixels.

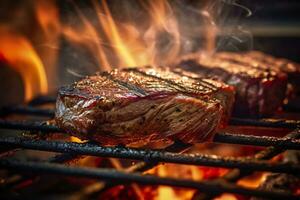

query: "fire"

left=152, top=164, right=201, bottom=200
left=0, top=0, right=218, bottom=101
left=62, top=0, right=182, bottom=69
left=0, top=28, right=48, bottom=101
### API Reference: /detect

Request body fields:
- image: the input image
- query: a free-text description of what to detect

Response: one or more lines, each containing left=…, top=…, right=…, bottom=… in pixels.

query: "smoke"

left=215, top=0, right=253, bottom=52
left=0, top=0, right=253, bottom=87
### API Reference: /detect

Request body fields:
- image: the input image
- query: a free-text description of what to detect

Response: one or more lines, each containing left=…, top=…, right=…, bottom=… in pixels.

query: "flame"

left=0, top=28, right=48, bottom=101
left=60, top=0, right=183, bottom=69
left=153, top=164, right=197, bottom=200
left=97, top=0, right=139, bottom=67
left=34, top=0, right=61, bottom=78
left=35, top=0, right=60, bottom=38
left=0, top=0, right=218, bottom=100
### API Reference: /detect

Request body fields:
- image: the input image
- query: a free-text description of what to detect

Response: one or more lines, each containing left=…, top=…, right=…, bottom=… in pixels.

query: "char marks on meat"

left=244, top=51, right=300, bottom=95
left=55, top=67, right=235, bottom=147
left=215, top=51, right=300, bottom=96
left=179, top=53, right=288, bottom=118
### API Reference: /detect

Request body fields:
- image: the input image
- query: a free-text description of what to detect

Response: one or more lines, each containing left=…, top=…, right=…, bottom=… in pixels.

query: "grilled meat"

left=244, top=51, right=300, bottom=95
left=214, top=51, right=300, bottom=96
left=179, top=53, right=288, bottom=118
left=129, top=66, right=235, bottom=125
left=55, top=67, right=235, bottom=147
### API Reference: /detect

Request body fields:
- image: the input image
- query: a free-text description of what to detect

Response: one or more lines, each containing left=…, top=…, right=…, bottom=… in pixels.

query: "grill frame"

left=0, top=95, right=299, bottom=200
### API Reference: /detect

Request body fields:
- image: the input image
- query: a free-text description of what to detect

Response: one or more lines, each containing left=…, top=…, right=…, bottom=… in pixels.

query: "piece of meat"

left=178, top=53, right=288, bottom=118
left=244, top=51, right=300, bottom=95
left=214, top=51, right=300, bottom=97
left=55, top=67, right=235, bottom=147
left=129, top=66, right=235, bottom=125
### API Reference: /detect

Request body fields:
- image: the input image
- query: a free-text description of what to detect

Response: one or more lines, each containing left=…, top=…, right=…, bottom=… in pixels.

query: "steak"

left=178, top=53, right=288, bottom=118
left=214, top=51, right=300, bottom=96
left=128, top=66, right=235, bottom=125
left=55, top=67, right=235, bottom=147
left=244, top=51, right=300, bottom=95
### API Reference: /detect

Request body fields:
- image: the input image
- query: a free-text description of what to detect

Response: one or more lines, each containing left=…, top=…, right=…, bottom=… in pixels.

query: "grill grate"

left=0, top=95, right=299, bottom=199
left=1, top=135, right=300, bottom=174
left=1, top=159, right=298, bottom=200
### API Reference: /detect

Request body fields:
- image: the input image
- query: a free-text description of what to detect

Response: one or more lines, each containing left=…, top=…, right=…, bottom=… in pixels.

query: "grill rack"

left=0, top=95, right=299, bottom=199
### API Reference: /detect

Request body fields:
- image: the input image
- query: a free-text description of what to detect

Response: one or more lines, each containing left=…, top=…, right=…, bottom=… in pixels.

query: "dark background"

left=239, top=0, right=300, bottom=61
left=1, top=0, right=299, bottom=60
left=55, top=0, right=300, bottom=61
left=0, top=0, right=299, bottom=106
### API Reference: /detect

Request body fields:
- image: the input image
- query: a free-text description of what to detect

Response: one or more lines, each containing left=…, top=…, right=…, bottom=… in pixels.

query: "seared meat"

left=55, top=67, right=235, bottom=147
left=215, top=51, right=300, bottom=96
left=179, top=53, right=288, bottom=118
left=129, top=66, right=235, bottom=125
left=244, top=51, right=300, bottom=95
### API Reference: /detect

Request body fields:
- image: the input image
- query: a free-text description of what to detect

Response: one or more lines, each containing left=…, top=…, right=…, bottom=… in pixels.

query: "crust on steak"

left=178, top=53, right=288, bottom=117
left=55, top=68, right=228, bottom=147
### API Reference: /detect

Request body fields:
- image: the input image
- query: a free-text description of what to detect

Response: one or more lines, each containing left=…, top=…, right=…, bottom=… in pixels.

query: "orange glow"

left=35, top=0, right=60, bottom=38
left=145, top=162, right=267, bottom=200
left=152, top=164, right=197, bottom=200
left=0, top=28, right=48, bottom=101
left=60, top=0, right=183, bottom=69
left=97, top=0, right=138, bottom=67
left=238, top=172, right=268, bottom=188
left=0, top=0, right=218, bottom=101
left=70, top=136, right=86, bottom=143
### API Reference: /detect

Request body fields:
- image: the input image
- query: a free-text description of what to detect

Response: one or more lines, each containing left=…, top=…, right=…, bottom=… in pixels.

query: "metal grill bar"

left=7, top=141, right=189, bottom=194
left=3, top=153, right=80, bottom=188
left=0, top=159, right=298, bottom=200
left=229, top=118, right=300, bottom=129
left=0, top=106, right=54, bottom=117
left=214, top=132, right=300, bottom=149
left=1, top=120, right=300, bottom=149
left=193, top=129, right=300, bottom=200
left=85, top=141, right=191, bottom=197
left=0, top=136, right=299, bottom=174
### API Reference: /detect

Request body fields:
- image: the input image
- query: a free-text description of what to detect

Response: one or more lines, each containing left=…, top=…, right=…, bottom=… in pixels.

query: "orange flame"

left=0, top=0, right=217, bottom=100
left=61, top=0, right=183, bottom=69
left=0, top=28, right=48, bottom=101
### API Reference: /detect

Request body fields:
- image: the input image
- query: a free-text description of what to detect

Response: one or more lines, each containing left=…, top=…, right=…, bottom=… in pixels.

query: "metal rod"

left=1, top=120, right=300, bottom=148
left=193, top=129, right=300, bottom=200
left=229, top=118, right=300, bottom=129
left=0, top=137, right=299, bottom=174
left=214, top=132, right=300, bottom=149
left=0, top=159, right=298, bottom=200
left=0, top=120, right=62, bottom=132
left=3, top=153, right=80, bottom=188
left=76, top=141, right=191, bottom=197
left=0, top=106, right=54, bottom=117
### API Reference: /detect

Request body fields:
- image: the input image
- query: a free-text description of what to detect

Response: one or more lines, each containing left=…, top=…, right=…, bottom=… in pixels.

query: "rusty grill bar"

left=0, top=95, right=300, bottom=199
